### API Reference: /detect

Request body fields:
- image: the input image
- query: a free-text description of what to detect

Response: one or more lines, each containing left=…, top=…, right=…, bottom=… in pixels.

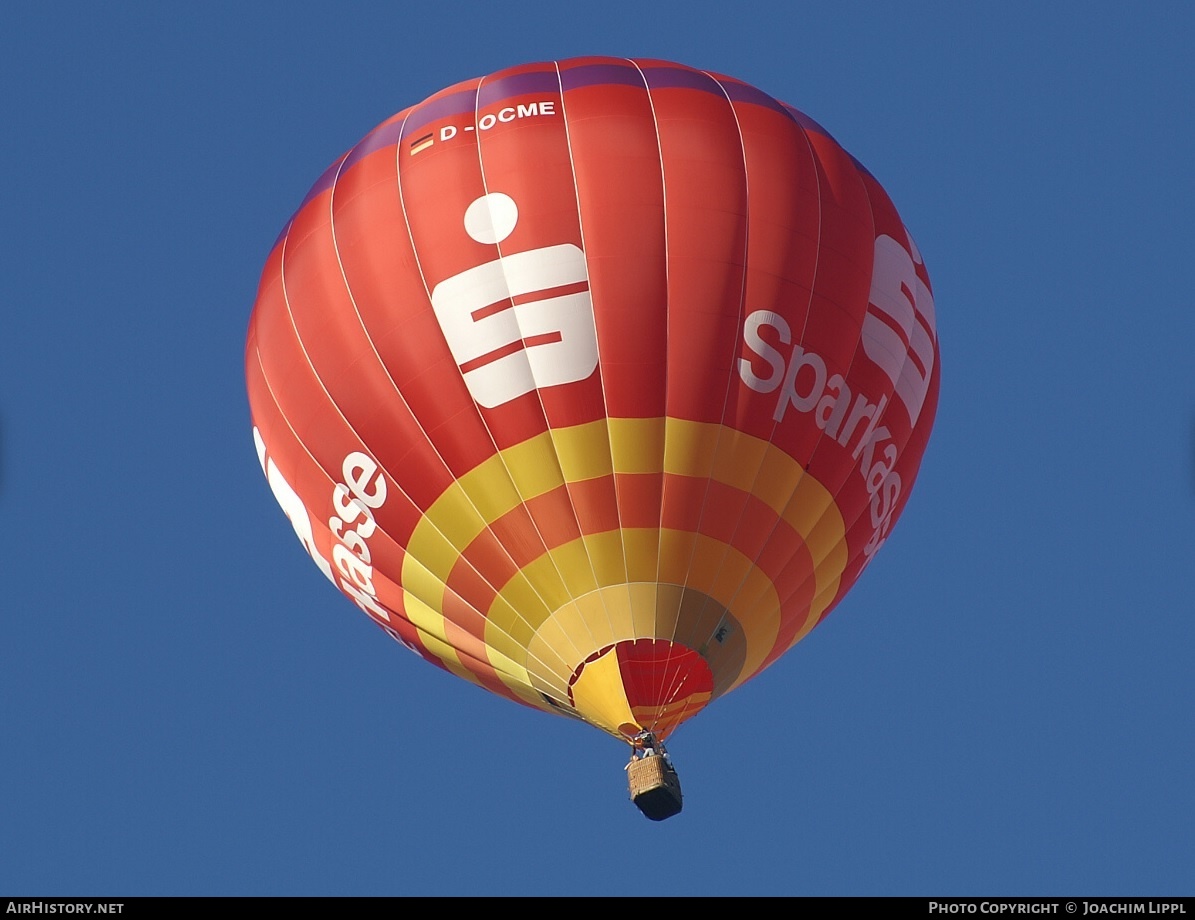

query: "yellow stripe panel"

left=568, top=647, right=640, bottom=737
left=625, top=581, right=664, bottom=639
left=582, top=530, right=635, bottom=592
left=501, top=433, right=567, bottom=499
left=806, top=497, right=850, bottom=569
left=662, top=417, right=718, bottom=477
left=550, top=421, right=614, bottom=480
left=710, top=428, right=769, bottom=493
left=608, top=417, right=665, bottom=473
left=782, top=475, right=835, bottom=549
left=402, top=517, right=462, bottom=583
left=419, top=485, right=492, bottom=561
left=398, top=558, right=456, bottom=643
left=622, top=528, right=660, bottom=584
left=401, top=593, right=475, bottom=685
left=787, top=559, right=849, bottom=651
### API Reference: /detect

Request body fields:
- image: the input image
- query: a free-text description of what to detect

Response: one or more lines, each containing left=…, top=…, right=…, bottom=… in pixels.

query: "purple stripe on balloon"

left=297, top=156, right=346, bottom=212
left=559, top=63, right=645, bottom=91
left=719, top=79, right=788, bottom=116
left=399, top=87, right=480, bottom=141
left=773, top=103, right=869, bottom=176
left=272, top=61, right=840, bottom=250
left=272, top=219, right=294, bottom=252
left=292, top=84, right=485, bottom=217
left=272, top=152, right=349, bottom=249
left=848, top=153, right=875, bottom=182
left=478, top=69, right=561, bottom=108
left=779, top=102, right=836, bottom=143
left=342, top=119, right=404, bottom=172
left=640, top=64, right=717, bottom=92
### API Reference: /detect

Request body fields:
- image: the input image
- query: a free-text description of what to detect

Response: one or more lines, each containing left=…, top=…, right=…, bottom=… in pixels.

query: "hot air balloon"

left=246, top=57, right=939, bottom=820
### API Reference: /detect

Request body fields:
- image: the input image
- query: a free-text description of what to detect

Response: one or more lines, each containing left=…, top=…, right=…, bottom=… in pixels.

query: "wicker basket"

left=628, top=755, right=683, bottom=821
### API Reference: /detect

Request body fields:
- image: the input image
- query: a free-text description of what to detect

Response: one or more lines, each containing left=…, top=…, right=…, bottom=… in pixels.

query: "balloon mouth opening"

left=566, top=638, right=714, bottom=740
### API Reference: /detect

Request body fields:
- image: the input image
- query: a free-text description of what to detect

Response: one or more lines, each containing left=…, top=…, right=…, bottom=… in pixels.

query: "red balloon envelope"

left=247, top=57, right=939, bottom=744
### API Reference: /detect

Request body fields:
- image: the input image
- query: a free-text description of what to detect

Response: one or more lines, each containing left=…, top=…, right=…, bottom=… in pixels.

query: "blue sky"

left=2, top=2, right=1192, bottom=896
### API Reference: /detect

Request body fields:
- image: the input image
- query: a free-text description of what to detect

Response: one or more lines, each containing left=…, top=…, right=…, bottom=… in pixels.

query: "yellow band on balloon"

left=401, top=419, right=847, bottom=716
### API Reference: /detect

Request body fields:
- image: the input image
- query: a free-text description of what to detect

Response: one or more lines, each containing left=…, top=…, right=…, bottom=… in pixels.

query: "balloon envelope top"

left=246, top=57, right=939, bottom=744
